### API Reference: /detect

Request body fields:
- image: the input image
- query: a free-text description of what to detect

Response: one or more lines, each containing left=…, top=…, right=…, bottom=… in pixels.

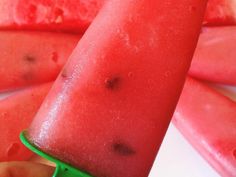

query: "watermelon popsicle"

left=0, top=83, right=52, bottom=162
left=203, top=0, right=236, bottom=25
left=0, top=31, right=80, bottom=91
left=189, top=26, right=236, bottom=85
left=173, top=77, right=236, bottom=176
left=21, top=0, right=207, bottom=176
left=0, top=0, right=104, bottom=33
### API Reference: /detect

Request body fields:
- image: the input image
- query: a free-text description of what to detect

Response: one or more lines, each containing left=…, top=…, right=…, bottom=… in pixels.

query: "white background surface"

left=1, top=84, right=235, bottom=177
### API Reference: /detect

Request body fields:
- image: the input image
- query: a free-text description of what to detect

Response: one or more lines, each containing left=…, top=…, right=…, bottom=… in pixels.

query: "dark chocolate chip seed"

left=112, top=142, right=135, bottom=156
left=105, top=77, right=120, bottom=90
left=24, top=55, right=36, bottom=63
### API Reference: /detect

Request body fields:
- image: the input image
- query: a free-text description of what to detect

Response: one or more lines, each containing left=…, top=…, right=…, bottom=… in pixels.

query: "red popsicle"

left=173, top=77, right=236, bottom=177
left=0, top=31, right=80, bottom=92
left=204, top=0, right=236, bottom=25
left=0, top=0, right=104, bottom=33
left=0, top=83, right=51, bottom=162
left=189, top=26, right=236, bottom=85
left=26, top=0, right=207, bottom=177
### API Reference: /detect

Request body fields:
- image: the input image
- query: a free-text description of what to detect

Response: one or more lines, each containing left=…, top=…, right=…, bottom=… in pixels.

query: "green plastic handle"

left=20, top=131, right=92, bottom=177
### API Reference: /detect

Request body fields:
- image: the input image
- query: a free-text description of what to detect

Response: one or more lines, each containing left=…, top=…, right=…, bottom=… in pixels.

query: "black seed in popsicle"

left=105, top=76, right=120, bottom=90
left=112, top=142, right=135, bottom=156
left=24, top=55, right=36, bottom=63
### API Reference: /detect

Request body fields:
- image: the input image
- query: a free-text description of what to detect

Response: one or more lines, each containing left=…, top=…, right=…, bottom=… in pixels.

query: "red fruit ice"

left=0, top=83, right=51, bottom=162
left=204, top=0, right=236, bottom=25
left=173, top=77, right=236, bottom=177
left=0, top=0, right=104, bottom=33
left=189, top=26, right=236, bottom=85
left=0, top=31, right=80, bottom=92
left=27, top=0, right=207, bottom=177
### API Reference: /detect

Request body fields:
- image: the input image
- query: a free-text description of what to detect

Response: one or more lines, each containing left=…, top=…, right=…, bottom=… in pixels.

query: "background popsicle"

left=0, top=31, right=80, bottom=91
left=0, top=83, right=51, bottom=162
left=204, top=0, right=236, bottom=25
left=0, top=0, right=231, bottom=32
left=173, top=77, right=236, bottom=177
left=26, top=0, right=207, bottom=177
left=189, top=26, right=236, bottom=85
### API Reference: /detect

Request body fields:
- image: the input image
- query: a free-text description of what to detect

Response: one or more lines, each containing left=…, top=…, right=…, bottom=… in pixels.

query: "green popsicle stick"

left=20, top=130, right=92, bottom=177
